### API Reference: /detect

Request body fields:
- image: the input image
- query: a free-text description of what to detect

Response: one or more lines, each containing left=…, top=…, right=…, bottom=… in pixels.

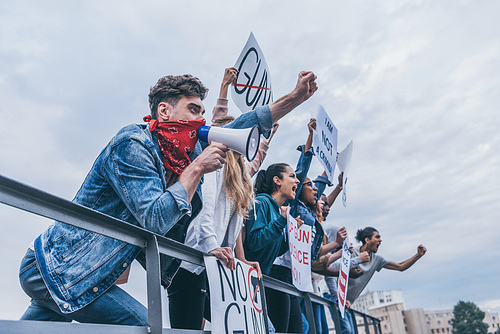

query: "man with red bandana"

left=18, top=72, right=318, bottom=326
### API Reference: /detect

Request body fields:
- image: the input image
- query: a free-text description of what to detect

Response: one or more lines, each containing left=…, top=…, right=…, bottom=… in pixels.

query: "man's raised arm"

left=269, top=71, right=318, bottom=122
left=384, top=245, right=427, bottom=271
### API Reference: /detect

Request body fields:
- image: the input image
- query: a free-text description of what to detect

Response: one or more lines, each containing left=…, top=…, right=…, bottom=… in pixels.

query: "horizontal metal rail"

left=0, top=174, right=381, bottom=334
left=0, top=175, right=204, bottom=267
left=0, top=320, right=213, bottom=334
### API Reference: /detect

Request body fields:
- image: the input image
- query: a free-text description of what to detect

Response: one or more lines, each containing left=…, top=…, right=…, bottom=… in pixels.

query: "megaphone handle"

left=211, top=141, right=227, bottom=150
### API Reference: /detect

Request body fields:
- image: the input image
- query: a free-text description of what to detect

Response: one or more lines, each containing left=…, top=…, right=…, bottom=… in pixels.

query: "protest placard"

left=337, top=140, right=353, bottom=207
left=286, top=208, right=313, bottom=292
left=337, top=235, right=351, bottom=318
left=205, top=256, right=269, bottom=334
left=311, top=105, right=338, bottom=183
left=232, top=32, right=273, bottom=113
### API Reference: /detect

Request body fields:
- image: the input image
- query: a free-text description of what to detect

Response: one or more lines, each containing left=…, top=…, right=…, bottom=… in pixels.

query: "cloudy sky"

left=1, top=0, right=499, bottom=322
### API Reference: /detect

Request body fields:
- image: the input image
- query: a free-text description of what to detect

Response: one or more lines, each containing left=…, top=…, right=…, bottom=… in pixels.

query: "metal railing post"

left=351, top=309, right=359, bottom=334
left=146, top=235, right=163, bottom=334
left=302, top=293, right=316, bottom=334
left=258, top=279, right=270, bottom=334
left=330, top=302, right=342, bottom=334
left=363, top=314, right=370, bottom=334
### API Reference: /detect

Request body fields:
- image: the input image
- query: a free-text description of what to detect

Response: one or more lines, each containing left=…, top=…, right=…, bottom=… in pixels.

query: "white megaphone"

left=198, top=125, right=260, bottom=161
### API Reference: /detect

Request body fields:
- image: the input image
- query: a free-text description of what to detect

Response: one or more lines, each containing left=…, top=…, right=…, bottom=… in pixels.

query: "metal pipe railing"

left=0, top=174, right=381, bottom=334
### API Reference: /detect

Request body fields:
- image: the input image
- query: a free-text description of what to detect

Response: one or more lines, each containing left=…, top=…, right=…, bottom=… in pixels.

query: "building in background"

left=424, top=310, right=453, bottom=334
left=352, top=290, right=405, bottom=315
left=368, top=303, right=406, bottom=334
left=404, top=309, right=427, bottom=334
left=484, top=311, right=500, bottom=333
left=330, top=289, right=500, bottom=334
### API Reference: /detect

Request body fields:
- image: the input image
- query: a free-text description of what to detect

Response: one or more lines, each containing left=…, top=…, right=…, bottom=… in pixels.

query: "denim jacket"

left=274, top=145, right=325, bottom=269
left=288, top=146, right=325, bottom=262
left=33, top=105, right=272, bottom=314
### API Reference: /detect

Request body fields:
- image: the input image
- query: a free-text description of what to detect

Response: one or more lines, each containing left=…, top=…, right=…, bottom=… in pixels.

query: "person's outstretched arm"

left=384, top=245, right=427, bottom=271
left=318, top=226, right=347, bottom=257
left=292, top=118, right=316, bottom=200
left=212, top=67, right=238, bottom=122
left=327, top=172, right=344, bottom=207
left=268, top=71, right=318, bottom=122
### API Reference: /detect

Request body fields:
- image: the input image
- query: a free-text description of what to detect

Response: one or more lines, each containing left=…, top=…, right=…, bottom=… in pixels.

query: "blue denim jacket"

left=33, top=105, right=272, bottom=314
left=274, top=145, right=325, bottom=270
left=287, top=146, right=325, bottom=262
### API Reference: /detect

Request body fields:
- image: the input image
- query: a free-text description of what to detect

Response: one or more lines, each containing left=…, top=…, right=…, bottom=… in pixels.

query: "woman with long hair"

left=167, top=115, right=260, bottom=330
left=252, top=119, right=346, bottom=333
left=243, top=163, right=300, bottom=275
left=244, top=120, right=325, bottom=333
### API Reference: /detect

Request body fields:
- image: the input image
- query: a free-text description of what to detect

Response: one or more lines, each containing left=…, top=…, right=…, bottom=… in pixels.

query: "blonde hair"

left=212, top=116, right=254, bottom=218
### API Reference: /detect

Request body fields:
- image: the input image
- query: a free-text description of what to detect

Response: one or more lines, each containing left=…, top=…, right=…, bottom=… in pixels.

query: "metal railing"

left=0, top=174, right=381, bottom=334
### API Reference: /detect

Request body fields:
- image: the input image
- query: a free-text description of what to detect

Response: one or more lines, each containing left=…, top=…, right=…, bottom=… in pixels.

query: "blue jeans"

left=19, top=249, right=148, bottom=326
left=323, top=293, right=355, bottom=334
left=338, top=311, right=355, bottom=334
left=318, top=303, right=329, bottom=334
left=302, top=313, right=309, bottom=334
left=300, top=300, right=328, bottom=334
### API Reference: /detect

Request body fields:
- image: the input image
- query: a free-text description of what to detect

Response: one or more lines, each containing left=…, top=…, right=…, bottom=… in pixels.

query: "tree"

left=451, top=301, right=489, bottom=334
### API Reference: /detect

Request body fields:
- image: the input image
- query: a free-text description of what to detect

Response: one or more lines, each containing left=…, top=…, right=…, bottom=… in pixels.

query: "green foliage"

left=451, top=301, right=489, bottom=334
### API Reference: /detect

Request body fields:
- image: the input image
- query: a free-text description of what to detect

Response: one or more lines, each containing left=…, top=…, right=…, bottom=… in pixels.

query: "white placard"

left=311, top=105, right=338, bottom=183
left=337, top=140, right=353, bottom=207
left=232, top=32, right=273, bottom=113
left=287, top=208, right=313, bottom=292
left=204, top=256, right=269, bottom=334
left=337, top=236, right=351, bottom=318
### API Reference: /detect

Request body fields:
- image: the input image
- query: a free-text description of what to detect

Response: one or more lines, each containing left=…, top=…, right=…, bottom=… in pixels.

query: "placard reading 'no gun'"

left=205, top=256, right=269, bottom=334
left=337, top=235, right=351, bottom=318
left=311, top=105, right=338, bottom=183
left=232, top=32, right=273, bottom=113
left=287, top=208, right=313, bottom=292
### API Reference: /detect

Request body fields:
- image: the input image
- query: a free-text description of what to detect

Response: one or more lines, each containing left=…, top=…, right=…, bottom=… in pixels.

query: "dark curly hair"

left=355, top=227, right=378, bottom=245
left=148, top=74, right=208, bottom=119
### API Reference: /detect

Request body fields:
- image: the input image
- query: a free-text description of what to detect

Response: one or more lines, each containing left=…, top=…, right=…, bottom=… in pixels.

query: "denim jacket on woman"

left=33, top=105, right=272, bottom=314
left=289, top=146, right=325, bottom=261
left=273, top=145, right=325, bottom=270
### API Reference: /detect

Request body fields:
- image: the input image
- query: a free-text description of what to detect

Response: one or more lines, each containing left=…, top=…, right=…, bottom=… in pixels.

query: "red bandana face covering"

left=143, top=115, right=206, bottom=175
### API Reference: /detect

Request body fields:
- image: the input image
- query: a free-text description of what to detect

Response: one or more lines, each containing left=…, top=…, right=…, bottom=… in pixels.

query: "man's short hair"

left=320, top=194, right=329, bottom=206
left=148, top=74, right=208, bottom=119
left=355, top=227, right=378, bottom=245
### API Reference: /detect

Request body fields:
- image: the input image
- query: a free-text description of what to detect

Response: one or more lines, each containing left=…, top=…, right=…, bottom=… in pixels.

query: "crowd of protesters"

left=18, top=67, right=426, bottom=333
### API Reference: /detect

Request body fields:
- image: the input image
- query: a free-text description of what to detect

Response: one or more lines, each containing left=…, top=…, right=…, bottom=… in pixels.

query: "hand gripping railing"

left=0, top=174, right=381, bottom=334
